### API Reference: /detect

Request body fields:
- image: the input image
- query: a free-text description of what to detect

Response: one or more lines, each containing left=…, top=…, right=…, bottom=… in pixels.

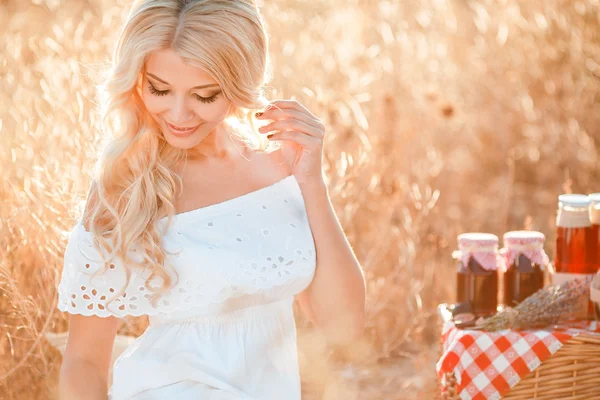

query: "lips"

left=162, top=118, right=201, bottom=137
left=166, top=121, right=197, bottom=131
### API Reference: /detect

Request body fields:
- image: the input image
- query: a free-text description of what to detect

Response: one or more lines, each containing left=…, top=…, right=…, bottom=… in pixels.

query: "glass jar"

left=453, top=233, right=500, bottom=317
left=554, top=194, right=595, bottom=318
left=555, top=194, right=593, bottom=274
left=501, top=231, right=548, bottom=307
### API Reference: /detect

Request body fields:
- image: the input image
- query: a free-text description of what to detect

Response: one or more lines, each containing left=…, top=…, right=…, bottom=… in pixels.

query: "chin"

left=163, top=132, right=201, bottom=147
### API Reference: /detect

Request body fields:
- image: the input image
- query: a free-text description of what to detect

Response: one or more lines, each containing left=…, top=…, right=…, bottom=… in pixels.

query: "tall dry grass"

left=1, top=0, right=599, bottom=399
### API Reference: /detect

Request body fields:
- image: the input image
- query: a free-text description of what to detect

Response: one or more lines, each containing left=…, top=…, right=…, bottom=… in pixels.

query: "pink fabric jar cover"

left=500, top=230, right=549, bottom=272
left=452, top=233, right=504, bottom=272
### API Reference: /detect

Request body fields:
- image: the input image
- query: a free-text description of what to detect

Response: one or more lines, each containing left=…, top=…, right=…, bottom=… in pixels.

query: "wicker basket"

left=437, top=305, right=600, bottom=400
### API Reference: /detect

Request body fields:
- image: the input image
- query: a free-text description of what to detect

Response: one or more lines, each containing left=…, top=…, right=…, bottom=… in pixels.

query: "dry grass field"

left=1, top=0, right=599, bottom=399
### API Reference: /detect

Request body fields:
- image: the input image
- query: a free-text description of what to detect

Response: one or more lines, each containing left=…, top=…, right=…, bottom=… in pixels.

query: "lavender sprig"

left=474, top=276, right=593, bottom=332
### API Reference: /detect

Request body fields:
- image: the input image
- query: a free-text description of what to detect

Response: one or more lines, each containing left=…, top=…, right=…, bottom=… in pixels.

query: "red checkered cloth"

left=436, top=320, right=600, bottom=400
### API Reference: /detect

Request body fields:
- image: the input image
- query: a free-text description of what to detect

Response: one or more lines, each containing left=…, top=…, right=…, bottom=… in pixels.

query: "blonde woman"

left=56, top=0, right=366, bottom=399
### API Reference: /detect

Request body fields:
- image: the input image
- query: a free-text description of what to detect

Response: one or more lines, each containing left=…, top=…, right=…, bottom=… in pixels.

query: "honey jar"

left=553, top=194, right=595, bottom=318
left=555, top=194, right=593, bottom=274
left=501, top=231, right=548, bottom=307
left=453, top=233, right=500, bottom=317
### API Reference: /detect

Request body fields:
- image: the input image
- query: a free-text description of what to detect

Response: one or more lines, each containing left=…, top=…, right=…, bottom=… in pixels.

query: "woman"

left=57, top=0, right=366, bottom=399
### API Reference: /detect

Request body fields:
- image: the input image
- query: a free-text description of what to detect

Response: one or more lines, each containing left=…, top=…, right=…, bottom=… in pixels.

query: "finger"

left=259, top=118, right=323, bottom=138
left=257, top=107, right=322, bottom=129
left=267, top=100, right=318, bottom=119
left=266, top=130, right=322, bottom=147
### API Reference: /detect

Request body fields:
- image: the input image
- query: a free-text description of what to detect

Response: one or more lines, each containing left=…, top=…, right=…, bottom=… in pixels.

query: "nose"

left=168, top=96, right=195, bottom=125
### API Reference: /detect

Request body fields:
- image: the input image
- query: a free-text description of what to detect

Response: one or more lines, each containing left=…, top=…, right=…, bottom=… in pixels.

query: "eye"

left=193, top=93, right=219, bottom=104
left=148, top=84, right=168, bottom=97
left=148, top=83, right=219, bottom=104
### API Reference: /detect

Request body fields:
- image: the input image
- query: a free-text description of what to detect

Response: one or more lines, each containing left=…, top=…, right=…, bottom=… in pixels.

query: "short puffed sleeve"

left=56, top=221, right=155, bottom=318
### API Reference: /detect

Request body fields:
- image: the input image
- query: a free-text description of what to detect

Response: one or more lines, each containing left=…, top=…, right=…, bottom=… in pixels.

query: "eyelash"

left=147, top=84, right=219, bottom=104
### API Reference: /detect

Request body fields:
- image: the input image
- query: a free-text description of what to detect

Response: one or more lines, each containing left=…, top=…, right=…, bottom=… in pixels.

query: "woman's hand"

left=255, top=99, right=325, bottom=188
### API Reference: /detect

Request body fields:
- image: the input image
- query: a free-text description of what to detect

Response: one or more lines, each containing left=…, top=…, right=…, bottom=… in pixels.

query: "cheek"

left=141, top=91, right=163, bottom=115
left=203, top=100, right=231, bottom=122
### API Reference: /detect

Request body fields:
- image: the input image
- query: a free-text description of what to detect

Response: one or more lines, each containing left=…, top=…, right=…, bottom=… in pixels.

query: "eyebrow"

left=146, top=72, right=220, bottom=89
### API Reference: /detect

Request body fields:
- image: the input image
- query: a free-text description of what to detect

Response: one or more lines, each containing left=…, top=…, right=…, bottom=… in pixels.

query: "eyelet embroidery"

left=59, top=237, right=315, bottom=317
left=57, top=183, right=316, bottom=318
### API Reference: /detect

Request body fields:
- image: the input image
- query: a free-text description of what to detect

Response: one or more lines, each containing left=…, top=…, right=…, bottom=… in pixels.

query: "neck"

left=185, top=123, right=249, bottom=163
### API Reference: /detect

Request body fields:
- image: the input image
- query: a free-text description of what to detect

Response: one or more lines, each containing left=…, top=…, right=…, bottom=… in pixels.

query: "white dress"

left=56, top=174, right=317, bottom=400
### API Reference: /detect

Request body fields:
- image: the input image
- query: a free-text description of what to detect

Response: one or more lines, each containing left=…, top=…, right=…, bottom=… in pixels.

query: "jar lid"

left=501, top=230, right=549, bottom=269
left=457, top=232, right=499, bottom=248
left=455, top=233, right=501, bottom=271
left=559, top=194, right=590, bottom=207
left=503, top=230, right=545, bottom=247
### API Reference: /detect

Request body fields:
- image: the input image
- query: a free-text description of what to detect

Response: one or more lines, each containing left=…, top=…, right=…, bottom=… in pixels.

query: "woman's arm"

left=256, top=99, right=366, bottom=345
left=58, top=314, right=120, bottom=400
left=59, top=358, right=111, bottom=400
left=295, top=180, right=367, bottom=346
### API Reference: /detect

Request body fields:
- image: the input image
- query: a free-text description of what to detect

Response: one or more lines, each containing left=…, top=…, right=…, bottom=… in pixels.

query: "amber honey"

left=501, top=231, right=547, bottom=307
left=555, top=194, right=593, bottom=274
left=454, top=233, right=499, bottom=317
left=553, top=194, right=595, bottom=318
left=456, top=259, right=499, bottom=316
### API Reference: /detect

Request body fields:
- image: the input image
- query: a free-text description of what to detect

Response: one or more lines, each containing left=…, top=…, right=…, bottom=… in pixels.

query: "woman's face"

left=141, top=48, right=231, bottom=148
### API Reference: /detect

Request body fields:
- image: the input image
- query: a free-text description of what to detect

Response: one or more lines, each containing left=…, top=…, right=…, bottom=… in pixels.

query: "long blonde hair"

left=83, top=0, right=279, bottom=310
